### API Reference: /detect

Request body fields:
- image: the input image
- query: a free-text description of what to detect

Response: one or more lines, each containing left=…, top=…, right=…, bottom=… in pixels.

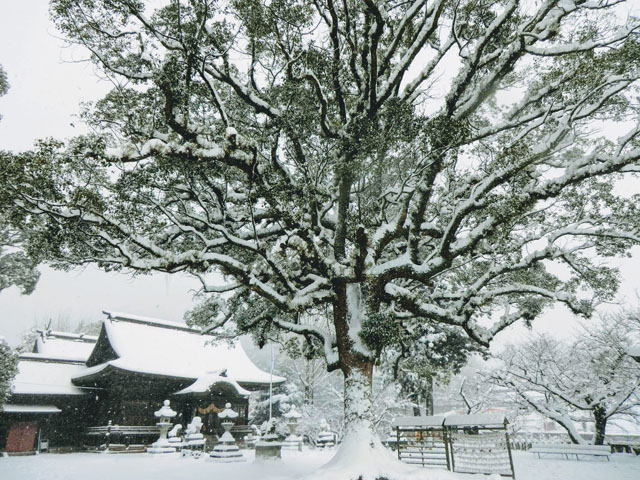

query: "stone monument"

left=255, top=417, right=282, bottom=460
left=182, top=416, right=205, bottom=457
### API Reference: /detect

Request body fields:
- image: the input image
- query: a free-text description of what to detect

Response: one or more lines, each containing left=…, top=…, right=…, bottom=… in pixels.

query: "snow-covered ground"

left=1, top=449, right=639, bottom=480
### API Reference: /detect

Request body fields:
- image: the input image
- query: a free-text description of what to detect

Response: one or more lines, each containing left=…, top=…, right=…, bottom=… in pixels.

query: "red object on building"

left=5, top=421, right=37, bottom=453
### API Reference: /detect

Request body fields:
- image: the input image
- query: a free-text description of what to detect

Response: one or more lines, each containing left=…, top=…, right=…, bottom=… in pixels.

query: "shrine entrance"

left=195, top=401, right=224, bottom=435
left=195, top=400, right=248, bottom=436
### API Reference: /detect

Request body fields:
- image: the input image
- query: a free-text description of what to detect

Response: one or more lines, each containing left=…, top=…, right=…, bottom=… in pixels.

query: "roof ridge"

left=102, top=310, right=202, bottom=334
left=38, top=330, right=99, bottom=343
left=19, top=352, right=87, bottom=365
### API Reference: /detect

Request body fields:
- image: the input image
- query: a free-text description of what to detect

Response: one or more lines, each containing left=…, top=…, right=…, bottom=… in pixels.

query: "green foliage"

left=360, top=312, right=401, bottom=356
left=0, top=211, right=40, bottom=295
left=383, top=322, right=487, bottom=409
left=0, top=339, right=18, bottom=409
left=2, top=2, right=640, bottom=397
left=0, top=64, right=8, bottom=97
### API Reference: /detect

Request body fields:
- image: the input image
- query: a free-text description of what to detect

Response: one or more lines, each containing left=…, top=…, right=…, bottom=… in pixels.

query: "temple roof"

left=73, top=310, right=285, bottom=388
left=11, top=354, right=88, bottom=396
left=2, top=404, right=62, bottom=414
left=34, top=331, right=98, bottom=362
left=174, top=371, right=251, bottom=397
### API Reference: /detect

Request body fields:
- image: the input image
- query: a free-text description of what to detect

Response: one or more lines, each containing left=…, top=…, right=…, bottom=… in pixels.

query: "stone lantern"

left=282, top=406, right=302, bottom=451
left=147, top=399, right=178, bottom=453
left=209, top=403, right=245, bottom=462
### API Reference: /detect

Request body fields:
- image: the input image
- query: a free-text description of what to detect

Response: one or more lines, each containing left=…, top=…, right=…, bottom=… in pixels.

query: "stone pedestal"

left=255, top=417, right=282, bottom=460
left=209, top=403, right=245, bottom=462
left=181, top=416, right=205, bottom=457
left=316, top=431, right=336, bottom=448
left=255, top=433, right=282, bottom=459
left=148, top=400, right=178, bottom=454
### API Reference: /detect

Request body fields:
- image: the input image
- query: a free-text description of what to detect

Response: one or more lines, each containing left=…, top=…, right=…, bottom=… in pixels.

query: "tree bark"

left=313, top=282, right=408, bottom=478
left=336, top=282, right=377, bottom=438
left=424, top=375, right=434, bottom=416
left=593, top=406, right=607, bottom=446
left=342, top=357, right=376, bottom=439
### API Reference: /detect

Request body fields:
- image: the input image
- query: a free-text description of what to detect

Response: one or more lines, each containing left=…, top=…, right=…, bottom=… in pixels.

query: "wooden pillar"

left=505, top=419, right=516, bottom=479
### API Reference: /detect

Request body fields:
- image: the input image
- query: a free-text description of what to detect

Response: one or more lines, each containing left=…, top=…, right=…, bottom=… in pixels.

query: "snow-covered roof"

left=2, top=404, right=62, bottom=414
left=392, top=413, right=508, bottom=429
left=175, top=371, right=250, bottom=397
left=11, top=355, right=88, bottom=396
left=392, top=416, right=445, bottom=428
left=34, top=331, right=97, bottom=362
left=103, top=311, right=199, bottom=332
left=75, top=310, right=285, bottom=387
left=444, top=413, right=507, bottom=427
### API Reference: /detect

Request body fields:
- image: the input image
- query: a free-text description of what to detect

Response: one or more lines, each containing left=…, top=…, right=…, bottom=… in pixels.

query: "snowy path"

left=1, top=450, right=639, bottom=480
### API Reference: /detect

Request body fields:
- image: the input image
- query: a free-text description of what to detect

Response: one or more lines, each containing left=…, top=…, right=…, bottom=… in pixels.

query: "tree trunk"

left=412, top=393, right=421, bottom=416
left=424, top=375, right=434, bottom=416
left=342, top=358, right=376, bottom=440
left=593, top=406, right=607, bottom=446
left=310, top=282, right=415, bottom=479
left=309, top=358, right=414, bottom=480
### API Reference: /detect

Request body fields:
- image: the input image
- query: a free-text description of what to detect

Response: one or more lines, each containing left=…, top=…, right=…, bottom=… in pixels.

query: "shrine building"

left=0, top=311, right=284, bottom=454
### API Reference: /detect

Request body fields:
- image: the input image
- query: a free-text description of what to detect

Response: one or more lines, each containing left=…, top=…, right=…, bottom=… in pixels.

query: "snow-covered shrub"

left=0, top=338, right=18, bottom=408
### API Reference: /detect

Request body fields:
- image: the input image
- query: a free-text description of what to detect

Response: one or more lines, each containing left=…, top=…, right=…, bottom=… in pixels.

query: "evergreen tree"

left=0, top=338, right=18, bottom=410
left=2, top=1, right=640, bottom=476
left=0, top=64, right=40, bottom=295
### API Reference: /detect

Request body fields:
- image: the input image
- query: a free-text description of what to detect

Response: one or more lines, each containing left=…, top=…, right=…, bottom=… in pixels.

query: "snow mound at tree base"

left=302, top=428, right=459, bottom=480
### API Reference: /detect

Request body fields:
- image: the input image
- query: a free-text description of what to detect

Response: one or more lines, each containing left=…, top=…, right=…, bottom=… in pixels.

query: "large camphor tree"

left=2, top=0, right=640, bottom=477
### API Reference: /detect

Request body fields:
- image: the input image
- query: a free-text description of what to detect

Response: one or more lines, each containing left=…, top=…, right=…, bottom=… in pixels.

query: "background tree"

left=0, top=223, right=41, bottom=295
left=383, top=323, right=486, bottom=415
left=0, top=338, right=18, bottom=410
left=0, top=64, right=9, bottom=112
left=2, top=1, right=640, bottom=476
left=491, top=314, right=640, bottom=445
left=0, top=64, right=40, bottom=295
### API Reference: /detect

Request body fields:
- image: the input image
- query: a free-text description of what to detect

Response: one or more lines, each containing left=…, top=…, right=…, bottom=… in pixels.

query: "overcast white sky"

left=0, top=1, right=202, bottom=345
left=1, top=1, right=639, bottom=348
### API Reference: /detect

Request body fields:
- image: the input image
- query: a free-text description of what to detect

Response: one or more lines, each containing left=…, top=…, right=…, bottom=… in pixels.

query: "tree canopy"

left=0, top=338, right=18, bottom=410
left=2, top=1, right=640, bottom=475
left=0, top=64, right=40, bottom=295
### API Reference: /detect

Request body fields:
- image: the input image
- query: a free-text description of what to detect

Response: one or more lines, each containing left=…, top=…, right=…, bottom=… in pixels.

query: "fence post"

left=447, top=427, right=456, bottom=472
left=106, top=420, right=112, bottom=450
left=505, top=420, right=516, bottom=480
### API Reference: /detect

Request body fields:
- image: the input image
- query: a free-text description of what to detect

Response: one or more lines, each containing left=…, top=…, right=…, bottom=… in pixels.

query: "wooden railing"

left=85, top=425, right=160, bottom=436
